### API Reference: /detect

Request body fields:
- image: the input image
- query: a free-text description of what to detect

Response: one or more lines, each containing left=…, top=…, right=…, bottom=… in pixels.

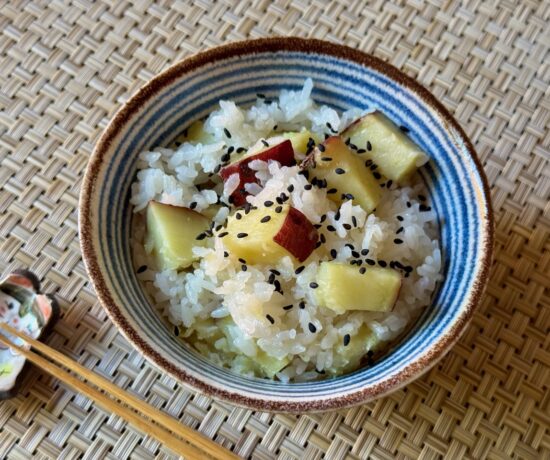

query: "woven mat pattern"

left=1, top=0, right=549, bottom=459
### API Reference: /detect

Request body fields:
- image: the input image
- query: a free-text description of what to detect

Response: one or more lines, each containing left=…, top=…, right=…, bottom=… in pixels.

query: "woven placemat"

left=1, top=0, right=549, bottom=458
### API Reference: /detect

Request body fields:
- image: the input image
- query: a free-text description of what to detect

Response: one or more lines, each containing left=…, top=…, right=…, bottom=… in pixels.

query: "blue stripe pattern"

left=91, top=51, right=487, bottom=399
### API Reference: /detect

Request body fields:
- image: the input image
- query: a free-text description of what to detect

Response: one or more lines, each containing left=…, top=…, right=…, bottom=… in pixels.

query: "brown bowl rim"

left=79, top=37, right=494, bottom=412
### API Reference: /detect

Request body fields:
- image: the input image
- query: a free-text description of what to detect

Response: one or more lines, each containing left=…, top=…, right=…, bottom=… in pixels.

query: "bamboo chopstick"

left=0, top=322, right=239, bottom=460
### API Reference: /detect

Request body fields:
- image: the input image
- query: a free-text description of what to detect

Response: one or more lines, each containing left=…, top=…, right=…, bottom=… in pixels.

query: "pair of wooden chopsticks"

left=0, top=323, right=239, bottom=460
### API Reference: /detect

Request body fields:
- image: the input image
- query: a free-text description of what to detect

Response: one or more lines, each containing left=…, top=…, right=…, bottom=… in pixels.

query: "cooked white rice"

left=131, top=79, right=442, bottom=382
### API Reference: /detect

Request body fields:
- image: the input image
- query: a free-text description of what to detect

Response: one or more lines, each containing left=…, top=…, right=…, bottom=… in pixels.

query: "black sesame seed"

left=221, top=152, right=231, bottom=162
left=352, top=216, right=358, bottom=227
left=309, top=282, right=319, bottom=289
left=275, top=206, right=283, bottom=213
left=343, top=223, right=352, bottom=230
left=299, top=301, right=306, bottom=309
left=270, top=269, right=281, bottom=275
left=215, top=225, right=223, bottom=232
left=327, top=188, right=337, bottom=194
left=345, top=137, right=351, bottom=145
left=235, top=212, right=242, bottom=220
left=320, top=234, right=326, bottom=244
left=268, top=273, right=276, bottom=283
left=327, top=225, right=336, bottom=232
left=351, top=250, right=360, bottom=258
left=299, top=169, right=310, bottom=179
left=237, top=233, right=248, bottom=238
left=218, top=231, right=228, bottom=238
left=137, top=265, right=147, bottom=274
left=321, top=157, right=333, bottom=162
left=405, top=265, right=413, bottom=273
left=366, top=259, right=376, bottom=266
left=330, top=249, right=337, bottom=258
left=264, top=200, right=273, bottom=207
left=237, top=147, right=247, bottom=153
left=241, top=264, right=248, bottom=271
left=257, top=93, right=266, bottom=98
left=361, top=249, right=369, bottom=256
left=349, top=143, right=358, bottom=150
left=320, top=214, right=327, bottom=223
left=276, top=196, right=284, bottom=204
left=283, top=304, right=293, bottom=311
left=367, top=141, right=372, bottom=151
left=238, top=258, right=247, bottom=264
left=311, top=177, right=318, bottom=186
left=317, top=179, right=328, bottom=188
left=261, top=139, right=269, bottom=147
left=343, top=334, right=351, bottom=346
left=214, top=164, right=221, bottom=174
left=287, top=184, right=295, bottom=192
left=189, top=201, right=198, bottom=210
left=295, top=266, right=305, bottom=274
left=418, top=194, right=427, bottom=201
left=407, top=201, right=412, bottom=208
left=345, top=243, right=355, bottom=250
left=386, top=180, right=393, bottom=188
left=335, top=168, right=346, bottom=175
left=318, top=143, right=327, bottom=152
left=359, top=267, right=366, bottom=274
left=342, top=193, right=354, bottom=200
left=370, top=164, right=378, bottom=171
left=350, top=260, right=357, bottom=265
left=420, top=204, right=432, bottom=212
left=394, top=238, right=404, bottom=244
left=373, top=172, right=382, bottom=180
left=304, top=184, right=313, bottom=190
left=335, top=210, right=341, bottom=221
left=315, top=241, right=322, bottom=249
left=223, top=251, right=229, bottom=258
left=274, top=279, right=282, bottom=291
left=266, top=314, right=275, bottom=324
left=378, top=260, right=387, bottom=267
left=196, top=233, right=207, bottom=240
left=394, top=261, right=404, bottom=269
left=397, top=215, right=404, bottom=221
left=356, top=149, right=366, bottom=154
left=260, top=215, right=271, bottom=223
left=400, top=125, right=410, bottom=133
left=174, top=326, right=179, bottom=336
left=365, top=159, right=373, bottom=167
left=244, top=203, right=252, bottom=214
left=396, top=226, right=404, bottom=234
left=308, top=323, right=317, bottom=333
left=314, top=224, right=322, bottom=229
left=223, top=128, right=232, bottom=138
left=273, top=125, right=278, bottom=130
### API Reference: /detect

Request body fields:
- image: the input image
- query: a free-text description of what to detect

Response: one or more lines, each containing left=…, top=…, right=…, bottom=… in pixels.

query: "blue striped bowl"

left=80, top=38, right=493, bottom=412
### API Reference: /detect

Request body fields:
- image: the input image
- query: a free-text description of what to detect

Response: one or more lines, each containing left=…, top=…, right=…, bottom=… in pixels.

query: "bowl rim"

left=79, top=37, right=494, bottom=412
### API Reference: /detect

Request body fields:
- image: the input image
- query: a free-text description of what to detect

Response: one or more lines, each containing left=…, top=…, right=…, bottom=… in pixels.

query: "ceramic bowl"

left=79, top=38, right=493, bottom=412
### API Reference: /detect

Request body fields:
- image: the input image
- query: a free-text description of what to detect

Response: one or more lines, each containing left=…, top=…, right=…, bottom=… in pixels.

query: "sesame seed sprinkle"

left=304, top=184, right=313, bottom=190
left=321, top=157, right=333, bottom=161
left=287, top=184, right=295, bottom=192
left=218, top=231, right=228, bottom=238
left=327, top=225, right=336, bottom=232
left=283, top=304, right=293, bottom=310
left=266, top=314, right=275, bottom=324
left=260, top=216, right=271, bottom=223
left=241, top=264, right=247, bottom=271
left=327, top=188, right=337, bottom=194
left=361, top=249, right=369, bottom=255
left=318, top=144, right=326, bottom=152
left=367, top=141, right=372, bottom=151
left=223, top=251, right=229, bottom=257
left=397, top=215, right=404, bottom=221
left=378, top=260, right=387, bottom=267
left=237, top=232, right=248, bottom=238
left=261, top=139, right=269, bottom=147
left=419, top=204, right=432, bottom=212
left=343, top=334, right=351, bottom=346
left=223, top=128, right=231, bottom=138
left=295, top=266, right=305, bottom=274
left=373, top=172, right=382, bottom=180
left=275, top=206, right=283, bottom=213
left=394, top=238, right=404, bottom=244
left=196, top=233, right=206, bottom=240
left=396, top=226, right=404, bottom=234
left=137, top=265, right=147, bottom=274
left=264, top=200, right=273, bottom=207
left=299, top=301, right=305, bottom=309
left=330, top=249, right=337, bottom=258
left=189, top=201, right=197, bottom=209
left=352, top=216, right=358, bottom=227
left=335, top=168, right=346, bottom=175
left=309, top=282, right=319, bottom=289
left=359, top=267, right=366, bottom=274
left=308, top=323, right=317, bottom=333
left=270, top=269, right=281, bottom=275
left=343, top=223, right=352, bottom=230
left=366, top=259, right=376, bottom=266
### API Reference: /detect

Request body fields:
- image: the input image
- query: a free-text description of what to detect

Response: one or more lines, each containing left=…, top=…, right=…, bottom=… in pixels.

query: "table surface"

left=1, top=1, right=549, bottom=459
